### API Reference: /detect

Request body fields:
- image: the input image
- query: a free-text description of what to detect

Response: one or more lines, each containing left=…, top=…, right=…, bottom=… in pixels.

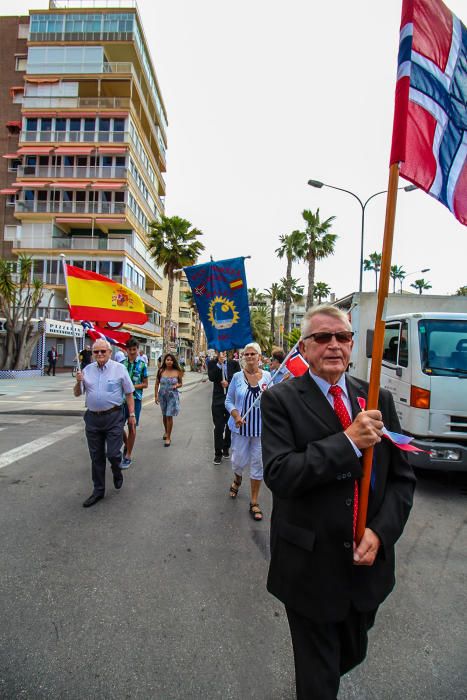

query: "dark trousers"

left=211, top=401, right=231, bottom=456
left=84, top=409, right=124, bottom=495
left=286, top=605, right=377, bottom=700
left=47, top=360, right=56, bottom=376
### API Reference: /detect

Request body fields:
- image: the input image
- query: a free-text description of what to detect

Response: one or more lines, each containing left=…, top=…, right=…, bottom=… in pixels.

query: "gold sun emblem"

left=208, top=296, right=240, bottom=329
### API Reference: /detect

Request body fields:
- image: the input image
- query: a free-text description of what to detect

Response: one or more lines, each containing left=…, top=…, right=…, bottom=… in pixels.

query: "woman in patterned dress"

left=225, top=342, right=271, bottom=521
left=155, top=353, right=184, bottom=447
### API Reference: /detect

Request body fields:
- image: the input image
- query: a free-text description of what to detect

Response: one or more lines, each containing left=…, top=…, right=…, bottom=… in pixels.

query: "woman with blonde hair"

left=225, top=342, right=271, bottom=521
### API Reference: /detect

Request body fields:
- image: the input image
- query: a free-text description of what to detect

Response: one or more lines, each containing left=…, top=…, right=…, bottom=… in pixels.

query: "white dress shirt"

left=82, top=359, right=134, bottom=411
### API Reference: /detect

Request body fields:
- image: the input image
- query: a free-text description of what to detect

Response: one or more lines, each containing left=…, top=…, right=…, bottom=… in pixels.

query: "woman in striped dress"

left=225, top=342, right=271, bottom=521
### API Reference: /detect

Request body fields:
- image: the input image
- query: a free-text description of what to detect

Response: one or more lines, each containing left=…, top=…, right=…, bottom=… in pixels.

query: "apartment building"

left=0, top=0, right=167, bottom=368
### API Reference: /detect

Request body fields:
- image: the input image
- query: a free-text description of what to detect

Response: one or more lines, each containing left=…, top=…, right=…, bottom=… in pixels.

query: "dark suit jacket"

left=261, top=372, right=415, bottom=624
left=207, top=359, right=240, bottom=404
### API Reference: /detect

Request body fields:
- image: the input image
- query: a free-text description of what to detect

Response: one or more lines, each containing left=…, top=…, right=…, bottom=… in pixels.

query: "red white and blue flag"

left=81, top=321, right=130, bottom=350
left=390, top=0, right=467, bottom=225
left=285, top=347, right=309, bottom=377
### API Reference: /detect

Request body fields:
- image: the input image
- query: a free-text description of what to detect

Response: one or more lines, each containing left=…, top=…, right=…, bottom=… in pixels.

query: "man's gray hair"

left=92, top=338, right=112, bottom=351
left=301, top=304, right=351, bottom=337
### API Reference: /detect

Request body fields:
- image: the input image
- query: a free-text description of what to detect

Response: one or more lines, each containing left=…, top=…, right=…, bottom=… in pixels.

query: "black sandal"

left=229, top=474, right=242, bottom=498
left=249, top=503, right=263, bottom=521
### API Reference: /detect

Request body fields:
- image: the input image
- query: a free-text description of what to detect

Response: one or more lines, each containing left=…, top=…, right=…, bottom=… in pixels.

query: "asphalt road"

left=0, top=382, right=466, bottom=699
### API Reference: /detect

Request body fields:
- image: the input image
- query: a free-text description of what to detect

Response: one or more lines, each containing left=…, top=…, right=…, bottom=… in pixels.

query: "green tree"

left=0, top=255, right=51, bottom=370
left=264, top=282, right=280, bottom=347
left=250, top=306, right=271, bottom=352
left=284, top=326, right=301, bottom=349
left=363, top=251, right=382, bottom=291
left=147, top=215, right=204, bottom=353
left=410, top=278, right=432, bottom=295
left=275, top=230, right=307, bottom=349
left=313, top=281, right=331, bottom=304
left=248, top=287, right=267, bottom=308
left=456, top=285, right=467, bottom=296
left=390, top=265, right=406, bottom=294
left=301, top=209, right=337, bottom=309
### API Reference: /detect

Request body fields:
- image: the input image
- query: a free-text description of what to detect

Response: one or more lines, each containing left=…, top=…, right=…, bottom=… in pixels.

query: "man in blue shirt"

left=74, top=339, right=135, bottom=507
left=121, top=338, right=148, bottom=468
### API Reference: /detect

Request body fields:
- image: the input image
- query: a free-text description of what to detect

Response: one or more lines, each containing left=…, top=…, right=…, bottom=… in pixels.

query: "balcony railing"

left=17, top=165, right=127, bottom=179
left=26, top=61, right=134, bottom=76
left=16, top=201, right=126, bottom=215
left=22, top=97, right=131, bottom=110
left=21, top=130, right=129, bottom=144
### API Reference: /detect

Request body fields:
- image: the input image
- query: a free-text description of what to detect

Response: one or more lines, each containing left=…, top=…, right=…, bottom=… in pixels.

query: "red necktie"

left=329, top=385, right=359, bottom=538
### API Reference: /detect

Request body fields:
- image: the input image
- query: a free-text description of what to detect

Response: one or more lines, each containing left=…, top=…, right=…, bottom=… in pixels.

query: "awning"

left=25, top=78, right=60, bottom=84
left=0, top=188, right=20, bottom=195
left=56, top=217, right=93, bottom=224
left=17, top=146, right=53, bottom=155
left=98, top=146, right=127, bottom=154
left=2, top=153, right=19, bottom=159
left=91, top=181, right=125, bottom=190
left=6, top=120, right=21, bottom=128
left=52, top=181, right=89, bottom=189
left=9, top=86, right=24, bottom=97
left=13, top=181, right=50, bottom=188
left=54, top=146, right=95, bottom=155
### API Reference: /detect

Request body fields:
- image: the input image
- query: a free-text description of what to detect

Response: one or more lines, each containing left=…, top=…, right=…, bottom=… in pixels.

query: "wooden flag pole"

left=355, top=162, right=400, bottom=543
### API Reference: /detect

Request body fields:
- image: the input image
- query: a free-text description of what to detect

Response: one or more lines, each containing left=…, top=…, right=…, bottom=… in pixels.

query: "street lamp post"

left=400, top=268, right=430, bottom=294
left=307, top=180, right=416, bottom=293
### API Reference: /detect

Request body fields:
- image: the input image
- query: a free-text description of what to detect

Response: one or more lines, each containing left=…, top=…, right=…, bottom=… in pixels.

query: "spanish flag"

left=229, top=279, right=243, bottom=289
left=64, top=264, right=147, bottom=325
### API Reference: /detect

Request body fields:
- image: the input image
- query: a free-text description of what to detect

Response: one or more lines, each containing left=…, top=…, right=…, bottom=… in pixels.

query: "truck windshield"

left=419, top=319, right=467, bottom=377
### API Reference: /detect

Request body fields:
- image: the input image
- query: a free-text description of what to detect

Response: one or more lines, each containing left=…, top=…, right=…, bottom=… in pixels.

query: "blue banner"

left=184, top=257, right=253, bottom=351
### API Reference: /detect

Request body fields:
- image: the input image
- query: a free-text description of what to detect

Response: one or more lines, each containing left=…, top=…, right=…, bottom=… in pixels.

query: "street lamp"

left=400, top=267, right=430, bottom=294
left=307, top=180, right=417, bottom=293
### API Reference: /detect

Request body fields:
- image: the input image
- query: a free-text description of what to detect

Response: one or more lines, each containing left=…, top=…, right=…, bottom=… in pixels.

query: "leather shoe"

left=83, top=494, right=103, bottom=508
left=113, top=472, right=123, bottom=490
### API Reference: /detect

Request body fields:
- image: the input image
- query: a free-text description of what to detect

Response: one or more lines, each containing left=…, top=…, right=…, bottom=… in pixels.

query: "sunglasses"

left=243, top=352, right=258, bottom=357
left=93, top=349, right=108, bottom=354
left=303, top=331, right=354, bottom=344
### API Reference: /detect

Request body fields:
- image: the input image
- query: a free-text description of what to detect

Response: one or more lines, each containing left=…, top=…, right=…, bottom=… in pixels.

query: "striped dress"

left=239, top=380, right=262, bottom=437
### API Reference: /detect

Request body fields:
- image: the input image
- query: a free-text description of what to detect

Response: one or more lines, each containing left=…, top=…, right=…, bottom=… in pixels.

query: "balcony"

left=17, top=165, right=127, bottom=179
left=21, top=130, right=129, bottom=144
left=119, top=276, right=162, bottom=311
left=22, top=97, right=131, bottom=110
left=15, top=201, right=126, bottom=215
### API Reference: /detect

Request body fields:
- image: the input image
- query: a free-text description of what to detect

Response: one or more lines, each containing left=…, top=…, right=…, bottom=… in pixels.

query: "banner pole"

left=355, top=162, right=400, bottom=543
left=60, top=254, right=81, bottom=373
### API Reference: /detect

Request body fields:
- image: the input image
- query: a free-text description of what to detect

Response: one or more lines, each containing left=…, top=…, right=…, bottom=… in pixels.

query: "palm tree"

left=301, top=209, right=337, bottom=309
left=363, top=251, right=382, bottom=291
left=248, top=287, right=266, bottom=308
left=264, top=282, right=280, bottom=346
left=390, top=265, right=406, bottom=294
left=313, top=281, right=331, bottom=304
left=275, top=230, right=307, bottom=349
left=410, top=278, right=432, bottom=295
left=147, top=215, right=204, bottom=353
left=250, top=306, right=271, bottom=352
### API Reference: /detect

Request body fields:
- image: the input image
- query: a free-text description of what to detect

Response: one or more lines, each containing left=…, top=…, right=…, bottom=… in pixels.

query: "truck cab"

left=376, top=312, right=467, bottom=471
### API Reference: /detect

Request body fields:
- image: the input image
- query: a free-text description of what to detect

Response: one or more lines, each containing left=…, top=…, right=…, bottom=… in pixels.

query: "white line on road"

left=0, top=424, right=81, bottom=470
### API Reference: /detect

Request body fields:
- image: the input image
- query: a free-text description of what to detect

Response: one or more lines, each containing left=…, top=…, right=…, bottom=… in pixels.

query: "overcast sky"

left=7, top=0, right=467, bottom=299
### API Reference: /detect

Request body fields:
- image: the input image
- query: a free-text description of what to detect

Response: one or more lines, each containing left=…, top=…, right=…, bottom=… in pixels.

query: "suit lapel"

left=297, top=372, right=342, bottom=432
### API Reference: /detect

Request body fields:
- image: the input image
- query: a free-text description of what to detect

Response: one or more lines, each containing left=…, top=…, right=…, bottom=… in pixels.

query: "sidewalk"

left=0, top=369, right=207, bottom=416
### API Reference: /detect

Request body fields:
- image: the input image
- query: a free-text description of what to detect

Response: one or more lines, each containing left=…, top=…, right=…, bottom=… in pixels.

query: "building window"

left=15, top=56, right=27, bottom=71
left=26, top=118, right=38, bottom=132
left=18, top=23, right=29, bottom=39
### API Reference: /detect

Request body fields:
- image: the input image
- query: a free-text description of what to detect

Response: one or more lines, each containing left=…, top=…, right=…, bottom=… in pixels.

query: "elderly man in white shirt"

left=74, top=339, right=135, bottom=507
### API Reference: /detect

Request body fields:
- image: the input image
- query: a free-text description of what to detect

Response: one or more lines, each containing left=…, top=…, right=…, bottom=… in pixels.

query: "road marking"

left=0, top=424, right=81, bottom=470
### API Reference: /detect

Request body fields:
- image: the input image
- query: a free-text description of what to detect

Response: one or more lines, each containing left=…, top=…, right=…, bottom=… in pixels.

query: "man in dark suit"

left=46, top=346, right=57, bottom=376
left=261, top=305, right=415, bottom=699
left=207, top=350, right=240, bottom=464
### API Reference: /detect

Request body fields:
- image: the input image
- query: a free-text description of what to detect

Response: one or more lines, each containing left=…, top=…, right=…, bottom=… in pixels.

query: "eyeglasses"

left=243, top=352, right=258, bottom=357
left=93, top=349, right=108, bottom=355
left=303, top=331, right=354, bottom=344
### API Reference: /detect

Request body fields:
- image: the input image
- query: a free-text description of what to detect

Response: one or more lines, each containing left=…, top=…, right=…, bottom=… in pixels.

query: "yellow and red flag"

left=64, top=264, right=147, bottom=325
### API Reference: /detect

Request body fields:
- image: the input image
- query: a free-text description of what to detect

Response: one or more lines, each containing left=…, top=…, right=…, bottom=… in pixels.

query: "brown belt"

left=87, top=405, right=122, bottom=416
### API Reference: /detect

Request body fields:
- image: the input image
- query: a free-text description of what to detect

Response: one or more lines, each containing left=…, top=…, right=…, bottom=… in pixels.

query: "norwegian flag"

left=81, top=321, right=131, bottom=350
left=285, top=347, right=309, bottom=377
left=390, top=0, right=467, bottom=225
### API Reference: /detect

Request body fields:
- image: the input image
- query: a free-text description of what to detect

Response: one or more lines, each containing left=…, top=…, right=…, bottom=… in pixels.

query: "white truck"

left=340, top=294, right=467, bottom=471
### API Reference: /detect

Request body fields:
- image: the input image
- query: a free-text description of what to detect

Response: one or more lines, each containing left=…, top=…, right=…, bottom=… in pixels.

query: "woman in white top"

left=225, top=342, right=271, bottom=521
